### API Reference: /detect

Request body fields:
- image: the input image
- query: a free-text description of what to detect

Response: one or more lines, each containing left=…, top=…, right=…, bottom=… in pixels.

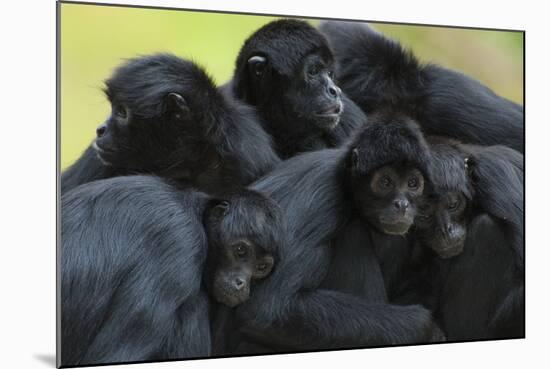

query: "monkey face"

left=211, top=238, right=274, bottom=308
left=92, top=54, right=221, bottom=179
left=93, top=91, right=196, bottom=174
left=244, top=46, right=342, bottom=132
left=203, top=191, right=282, bottom=307
left=352, top=163, right=425, bottom=236
left=415, top=192, right=469, bottom=259
left=286, top=53, right=343, bottom=131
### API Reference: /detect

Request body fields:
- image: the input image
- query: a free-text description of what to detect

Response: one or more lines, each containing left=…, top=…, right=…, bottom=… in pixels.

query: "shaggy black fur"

left=319, top=21, right=524, bottom=152
left=60, top=176, right=283, bottom=366
left=437, top=142, right=524, bottom=340
left=61, top=54, right=280, bottom=194
left=227, top=112, right=443, bottom=354
left=378, top=138, right=524, bottom=340
left=428, top=214, right=524, bottom=341
left=227, top=19, right=367, bottom=159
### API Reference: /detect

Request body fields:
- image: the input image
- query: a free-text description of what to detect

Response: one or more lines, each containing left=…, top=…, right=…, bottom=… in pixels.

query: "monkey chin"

left=314, top=113, right=341, bottom=131
left=92, top=141, right=113, bottom=166
left=327, top=116, right=341, bottom=130
left=378, top=220, right=412, bottom=236
left=95, top=154, right=112, bottom=166
left=213, top=284, right=250, bottom=308
left=432, top=242, right=465, bottom=259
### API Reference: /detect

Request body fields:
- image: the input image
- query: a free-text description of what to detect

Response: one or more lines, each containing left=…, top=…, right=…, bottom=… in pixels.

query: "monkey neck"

left=171, top=147, right=243, bottom=195
left=260, top=103, right=328, bottom=159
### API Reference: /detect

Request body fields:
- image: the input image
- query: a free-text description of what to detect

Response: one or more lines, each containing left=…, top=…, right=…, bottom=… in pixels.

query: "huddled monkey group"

left=60, top=19, right=524, bottom=366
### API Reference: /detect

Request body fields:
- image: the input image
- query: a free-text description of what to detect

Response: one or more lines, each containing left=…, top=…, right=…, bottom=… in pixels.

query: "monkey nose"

left=233, top=277, right=246, bottom=290
left=446, top=224, right=459, bottom=238
left=393, top=199, right=409, bottom=211
left=96, top=124, right=107, bottom=138
left=439, top=224, right=454, bottom=240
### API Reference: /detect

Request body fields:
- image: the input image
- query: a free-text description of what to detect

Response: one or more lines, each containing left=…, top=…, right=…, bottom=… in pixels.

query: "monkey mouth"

left=92, top=142, right=113, bottom=166
left=432, top=240, right=465, bottom=259
left=213, top=283, right=250, bottom=307
left=434, top=245, right=463, bottom=259
left=314, top=102, right=344, bottom=130
left=92, top=141, right=108, bottom=153
left=315, top=111, right=342, bottom=131
left=379, top=220, right=412, bottom=235
left=214, top=292, right=249, bottom=308
left=316, top=103, right=343, bottom=118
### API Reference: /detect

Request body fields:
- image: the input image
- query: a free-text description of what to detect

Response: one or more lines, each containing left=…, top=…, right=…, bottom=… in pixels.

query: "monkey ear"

left=464, top=156, right=477, bottom=172
left=167, top=92, right=190, bottom=119
left=253, top=255, right=275, bottom=279
left=211, top=200, right=230, bottom=218
left=248, top=55, right=267, bottom=77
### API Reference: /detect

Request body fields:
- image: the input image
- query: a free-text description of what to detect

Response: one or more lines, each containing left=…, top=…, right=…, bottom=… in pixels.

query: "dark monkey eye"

left=381, top=176, right=392, bottom=188
left=212, top=200, right=230, bottom=218
left=408, top=177, right=419, bottom=188
left=257, top=263, right=267, bottom=271
left=308, top=65, right=321, bottom=77
left=235, top=244, right=248, bottom=257
left=328, top=70, right=335, bottom=79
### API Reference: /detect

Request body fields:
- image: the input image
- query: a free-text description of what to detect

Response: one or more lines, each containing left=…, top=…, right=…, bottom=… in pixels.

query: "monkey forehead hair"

left=235, top=19, right=333, bottom=77
left=217, top=189, right=285, bottom=255
left=104, top=53, right=218, bottom=119
left=426, top=136, right=473, bottom=200
left=349, top=110, right=433, bottom=180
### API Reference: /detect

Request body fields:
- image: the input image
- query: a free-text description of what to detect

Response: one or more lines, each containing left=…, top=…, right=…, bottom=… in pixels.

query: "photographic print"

left=58, top=1, right=525, bottom=367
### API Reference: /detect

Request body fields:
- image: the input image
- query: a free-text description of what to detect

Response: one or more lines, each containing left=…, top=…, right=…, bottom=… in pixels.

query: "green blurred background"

left=60, top=3, right=524, bottom=169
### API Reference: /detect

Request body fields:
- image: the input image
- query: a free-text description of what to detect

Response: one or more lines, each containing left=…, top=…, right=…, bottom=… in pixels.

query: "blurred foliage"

left=60, top=3, right=523, bottom=169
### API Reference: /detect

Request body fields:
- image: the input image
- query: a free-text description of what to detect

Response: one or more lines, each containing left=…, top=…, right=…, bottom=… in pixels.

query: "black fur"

left=386, top=139, right=524, bottom=340
left=60, top=176, right=283, bottom=366
left=319, top=21, right=524, bottom=152
left=227, top=19, right=366, bottom=159
left=229, top=114, right=443, bottom=353
left=61, top=176, right=210, bottom=366
left=454, top=143, right=524, bottom=339
left=321, top=112, right=438, bottom=315
left=431, top=214, right=523, bottom=340
left=61, top=54, right=280, bottom=194
left=348, top=110, right=432, bottom=177
left=464, top=144, right=524, bottom=270
left=321, top=219, right=388, bottom=302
